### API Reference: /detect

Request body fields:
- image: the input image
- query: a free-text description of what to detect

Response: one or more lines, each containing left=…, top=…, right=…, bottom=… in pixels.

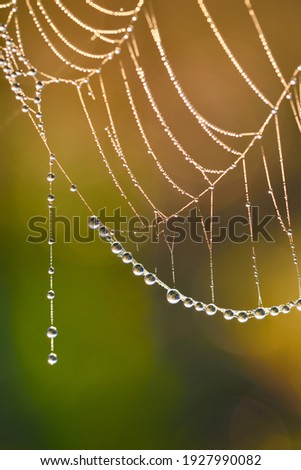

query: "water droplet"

left=99, top=225, right=109, bottom=238
left=48, top=238, right=55, bottom=245
left=48, top=353, right=58, bottom=365
left=237, top=311, right=249, bottom=323
left=166, top=289, right=181, bottom=304
left=111, top=242, right=123, bottom=254
left=22, top=104, right=29, bottom=113
left=88, top=215, right=100, bottom=230
left=0, top=24, right=7, bottom=33
left=133, top=263, right=144, bottom=276
left=183, top=297, right=194, bottom=308
left=206, top=304, right=217, bottom=316
left=47, top=290, right=55, bottom=300
left=70, top=184, right=77, bottom=192
left=47, top=173, right=55, bottom=182
left=282, top=304, right=290, bottom=314
left=50, top=153, right=56, bottom=162
left=28, top=68, right=37, bottom=76
left=47, top=326, right=58, bottom=338
left=48, top=194, right=55, bottom=202
left=11, top=82, right=20, bottom=92
left=48, top=267, right=55, bottom=275
left=269, top=306, right=280, bottom=316
left=254, top=307, right=266, bottom=320
left=144, top=273, right=156, bottom=285
left=195, top=302, right=204, bottom=312
left=224, top=309, right=235, bottom=320
left=122, top=252, right=133, bottom=264
left=36, top=81, right=43, bottom=90
left=286, top=93, right=292, bottom=100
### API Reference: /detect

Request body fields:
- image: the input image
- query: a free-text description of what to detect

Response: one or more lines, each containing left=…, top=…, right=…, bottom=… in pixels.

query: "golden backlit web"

left=1, top=0, right=301, bottom=365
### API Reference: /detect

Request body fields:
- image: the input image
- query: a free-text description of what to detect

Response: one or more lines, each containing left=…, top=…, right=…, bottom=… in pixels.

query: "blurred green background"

left=1, top=0, right=301, bottom=450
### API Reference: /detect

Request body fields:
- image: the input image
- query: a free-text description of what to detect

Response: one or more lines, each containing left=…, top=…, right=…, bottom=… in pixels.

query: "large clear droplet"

left=47, top=173, right=55, bottom=182
left=206, top=304, right=217, bottom=316
left=282, top=304, right=290, bottom=314
left=296, top=299, right=301, bottom=312
left=122, top=252, right=133, bottom=264
left=70, top=184, right=77, bottom=192
left=111, top=242, right=123, bottom=254
left=269, top=306, right=280, bottom=316
left=183, top=297, right=194, bottom=308
left=99, top=225, right=109, bottom=238
left=48, top=267, right=55, bottom=275
left=237, top=311, right=249, bottom=323
left=88, top=215, right=100, bottom=230
left=166, top=289, right=181, bottom=304
left=195, top=302, right=204, bottom=312
left=47, top=290, right=55, bottom=300
left=133, top=263, right=144, bottom=276
left=254, top=308, right=266, bottom=320
left=48, top=353, right=58, bottom=365
left=47, top=326, right=58, bottom=338
left=223, top=309, right=235, bottom=320
left=144, top=273, right=156, bottom=285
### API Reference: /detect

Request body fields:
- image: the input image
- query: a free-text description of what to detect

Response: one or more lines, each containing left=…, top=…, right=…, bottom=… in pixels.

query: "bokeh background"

left=1, top=0, right=301, bottom=450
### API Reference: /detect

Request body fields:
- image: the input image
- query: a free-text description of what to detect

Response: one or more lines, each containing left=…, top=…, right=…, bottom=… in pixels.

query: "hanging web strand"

left=36, top=1, right=110, bottom=59
left=242, top=157, right=263, bottom=306
left=127, top=39, right=244, bottom=160
left=144, top=6, right=257, bottom=139
left=53, top=0, right=128, bottom=35
left=244, top=0, right=287, bottom=88
left=85, top=0, right=145, bottom=17
left=197, top=0, right=274, bottom=108
left=119, top=60, right=197, bottom=199
left=1, top=1, right=301, bottom=334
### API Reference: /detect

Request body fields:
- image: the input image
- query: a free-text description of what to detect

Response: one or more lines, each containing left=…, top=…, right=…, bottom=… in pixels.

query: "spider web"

left=1, top=0, right=301, bottom=363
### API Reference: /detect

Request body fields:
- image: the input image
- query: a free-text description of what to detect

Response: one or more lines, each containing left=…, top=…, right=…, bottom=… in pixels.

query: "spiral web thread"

left=1, top=0, right=301, bottom=364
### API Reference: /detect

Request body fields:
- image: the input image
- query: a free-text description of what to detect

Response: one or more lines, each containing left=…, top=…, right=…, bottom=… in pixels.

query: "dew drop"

left=88, top=215, right=100, bottom=230
left=195, top=301, right=204, bottom=312
left=144, top=273, right=156, bottom=285
left=254, top=307, right=266, bottom=320
left=237, top=311, right=249, bottom=323
left=122, top=252, right=133, bottom=264
left=282, top=304, right=290, bottom=314
left=111, top=242, right=123, bottom=254
left=296, top=299, right=301, bottom=311
left=206, top=304, right=217, bottom=316
left=48, top=353, right=58, bottom=365
left=269, top=306, right=280, bottom=316
left=47, top=173, right=55, bottom=182
left=47, top=290, right=55, bottom=300
left=99, top=225, right=109, bottom=238
left=183, top=297, right=194, bottom=308
left=223, top=309, right=235, bottom=320
left=47, top=326, right=58, bottom=338
left=70, top=184, right=77, bottom=192
left=166, top=289, right=181, bottom=304
left=48, top=267, right=55, bottom=275
left=133, top=263, right=144, bottom=276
